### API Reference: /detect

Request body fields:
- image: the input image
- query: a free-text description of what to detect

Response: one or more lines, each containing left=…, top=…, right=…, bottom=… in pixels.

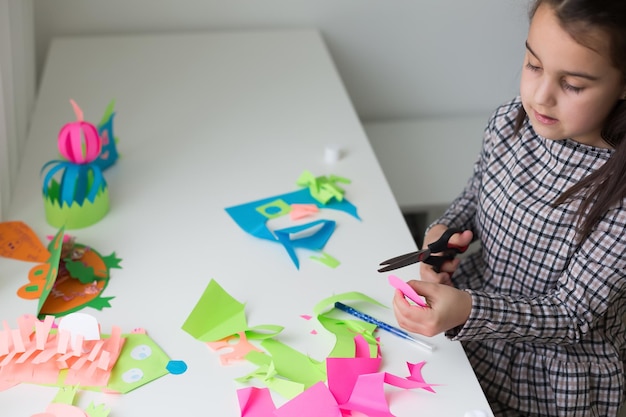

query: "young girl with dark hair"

left=392, top=1, right=626, bottom=415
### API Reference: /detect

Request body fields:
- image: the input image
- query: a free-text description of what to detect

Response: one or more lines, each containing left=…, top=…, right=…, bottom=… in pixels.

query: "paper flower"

left=41, top=100, right=109, bottom=229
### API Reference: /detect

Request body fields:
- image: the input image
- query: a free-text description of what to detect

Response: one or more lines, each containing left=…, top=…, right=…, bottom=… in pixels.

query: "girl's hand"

left=392, top=280, right=472, bottom=337
left=419, top=225, right=473, bottom=286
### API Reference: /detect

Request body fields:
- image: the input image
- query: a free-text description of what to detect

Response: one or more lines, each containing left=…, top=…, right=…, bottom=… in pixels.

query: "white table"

left=0, top=30, right=492, bottom=416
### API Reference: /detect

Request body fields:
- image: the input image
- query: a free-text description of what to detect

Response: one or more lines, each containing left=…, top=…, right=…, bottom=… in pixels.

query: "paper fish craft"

left=225, top=172, right=360, bottom=269
left=0, top=223, right=123, bottom=319
left=41, top=100, right=112, bottom=229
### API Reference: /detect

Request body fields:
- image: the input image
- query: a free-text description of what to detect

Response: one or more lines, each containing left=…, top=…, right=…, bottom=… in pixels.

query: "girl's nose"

left=534, top=77, right=557, bottom=107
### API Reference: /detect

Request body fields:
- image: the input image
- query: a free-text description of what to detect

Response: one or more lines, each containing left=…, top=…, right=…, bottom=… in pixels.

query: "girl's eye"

left=525, top=61, right=541, bottom=72
left=562, top=82, right=583, bottom=94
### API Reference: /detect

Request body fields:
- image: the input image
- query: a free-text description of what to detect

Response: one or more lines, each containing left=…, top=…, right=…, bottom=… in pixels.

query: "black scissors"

left=378, top=227, right=468, bottom=273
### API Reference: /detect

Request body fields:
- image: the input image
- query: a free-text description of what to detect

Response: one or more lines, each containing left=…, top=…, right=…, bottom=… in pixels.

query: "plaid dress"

left=435, top=97, right=626, bottom=416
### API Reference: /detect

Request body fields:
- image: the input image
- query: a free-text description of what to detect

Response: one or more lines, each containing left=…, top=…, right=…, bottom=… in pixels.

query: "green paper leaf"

left=64, top=259, right=99, bottom=284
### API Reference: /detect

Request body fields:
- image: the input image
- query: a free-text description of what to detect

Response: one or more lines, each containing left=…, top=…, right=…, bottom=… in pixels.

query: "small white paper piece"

left=324, top=144, right=342, bottom=164
left=58, top=312, right=101, bottom=345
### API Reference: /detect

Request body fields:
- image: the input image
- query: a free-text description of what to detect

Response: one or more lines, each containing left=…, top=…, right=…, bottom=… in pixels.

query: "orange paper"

left=0, top=221, right=50, bottom=263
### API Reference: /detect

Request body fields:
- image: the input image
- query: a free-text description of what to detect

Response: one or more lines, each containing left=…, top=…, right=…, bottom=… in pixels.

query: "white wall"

left=33, top=0, right=530, bottom=122
left=0, top=0, right=36, bottom=220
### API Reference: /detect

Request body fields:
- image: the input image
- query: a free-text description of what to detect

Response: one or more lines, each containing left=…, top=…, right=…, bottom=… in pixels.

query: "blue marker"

left=334, top=301, right=434, bottom=352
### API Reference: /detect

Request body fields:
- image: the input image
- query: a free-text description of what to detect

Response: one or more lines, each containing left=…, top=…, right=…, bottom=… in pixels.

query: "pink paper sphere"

left=57, top=120, right=101, bottom=164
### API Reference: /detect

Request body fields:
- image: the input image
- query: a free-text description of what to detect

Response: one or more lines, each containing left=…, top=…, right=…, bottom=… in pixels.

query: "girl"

left=392, top=0, right=626, bottom=415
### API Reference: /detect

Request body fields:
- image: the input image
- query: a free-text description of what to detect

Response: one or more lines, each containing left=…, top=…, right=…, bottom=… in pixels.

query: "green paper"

left=51, top=384, right=80, bottom=404
left=37, top=227, right=65, bottom=318
left=309, top=252, right=340, bottom=268
left=44, top=183, right=109, bottom=229
left=296, top=170, right=351, bottom=205
left=98, top=100, right=116, bottom=126
left=106, top=332, right=171, bottom=394
left=317, top=314, right=378, bottom=358
left=312, top=291, right=386, bottom=315
left=244, top=324, right=285, bottom=340
left=85, top=402, right=111, bottom=417
left=255, top=198, right=291, bottom=219
left=181, top=279, right=248, bottom=342
left=236, top=360, right=305, bottom=399
left=313, top=291, right=387, bottom=358
left=64, top=259, right=100, bottom=283
left=258, top=338, right=326, bottom=389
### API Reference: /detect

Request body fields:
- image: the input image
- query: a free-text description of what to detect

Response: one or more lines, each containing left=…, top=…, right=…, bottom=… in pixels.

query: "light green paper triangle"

left=181, top=279, right=248, bottom=342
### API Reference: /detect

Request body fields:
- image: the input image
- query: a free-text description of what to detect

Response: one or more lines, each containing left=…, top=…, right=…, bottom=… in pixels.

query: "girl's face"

left=520, top=3, right=625, bottom=148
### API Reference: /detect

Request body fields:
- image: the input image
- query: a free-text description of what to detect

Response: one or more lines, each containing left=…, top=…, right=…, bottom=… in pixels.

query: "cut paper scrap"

left=274, top=381, right=343, bottom=417
left=225, top=182, right=360, bottom=269
left=237, top=355, right=306, bottom=400
left=41, top=100, right=109, bottom=229
left=289, top=203, right=319, bottom=220
left=182, top=279, right=284, bottom=343
left=238, top=386, right=277, bottom=417
left=206, top=331, right=262, bottom=365
left=31, top=385, right=111, bottom=417
left=248, top=338, right=327, bottom=391
left=0, top=313, right=175, bottom=394
left=0, top=221, right=50, bottom=263
left=313, top=291, right=388, bottom=358
left=274, top=220, right=336, bottom=268
left=326, top=334, right=381, bottom=405
left=94, top=100, right=120, bottom=171
left=16, top=226, right=122, bottom=319
left=388, top=275, right=428, bottom=307
left=296, top=170, right=351, bottom=205
left=237, top=336, right=439, bottom=417
left=310, top=252, right=340, bottom=268
left=238, top=338, right=328, bottom=400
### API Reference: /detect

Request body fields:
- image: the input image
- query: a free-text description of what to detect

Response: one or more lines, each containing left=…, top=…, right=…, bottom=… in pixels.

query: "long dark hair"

left=514, top=0, right=626, bottom=243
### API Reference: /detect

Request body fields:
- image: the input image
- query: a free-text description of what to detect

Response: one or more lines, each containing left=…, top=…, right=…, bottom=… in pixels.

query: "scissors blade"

left=378, top=249, right=431, bottom=272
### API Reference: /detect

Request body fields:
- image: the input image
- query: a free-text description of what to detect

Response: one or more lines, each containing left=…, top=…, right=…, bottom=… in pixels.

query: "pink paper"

left=274, top=381, right=342, bottom=417
left=388, top=275, right=428, bottom=307
left=237, top=387, right=277, bottom=416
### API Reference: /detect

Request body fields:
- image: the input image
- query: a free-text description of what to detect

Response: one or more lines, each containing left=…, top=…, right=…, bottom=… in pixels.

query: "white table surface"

left=0, top=30, right=492, bottom=416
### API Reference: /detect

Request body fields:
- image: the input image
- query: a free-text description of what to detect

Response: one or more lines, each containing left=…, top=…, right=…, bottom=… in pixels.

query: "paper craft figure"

left=14, top=226, right=122, bottom=319
left=0, top=314, right=177, bottom=394
left=225, top=172, right=360, bottom=268
left=41, top=100, right=110, bottom=229
left=31, top=385, right=111, bottom=417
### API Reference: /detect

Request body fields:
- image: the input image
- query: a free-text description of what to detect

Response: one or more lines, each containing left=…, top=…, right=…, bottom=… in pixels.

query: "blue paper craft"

left=225, top=188, right=360, bottom=268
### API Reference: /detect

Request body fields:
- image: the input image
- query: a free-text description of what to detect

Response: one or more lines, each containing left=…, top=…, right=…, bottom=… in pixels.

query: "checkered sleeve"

left=448, top=182, right=626, bottom=345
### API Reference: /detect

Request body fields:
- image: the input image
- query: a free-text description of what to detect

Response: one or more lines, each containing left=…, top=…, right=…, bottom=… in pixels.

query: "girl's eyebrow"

left=525, top=40, right=600, bottom=81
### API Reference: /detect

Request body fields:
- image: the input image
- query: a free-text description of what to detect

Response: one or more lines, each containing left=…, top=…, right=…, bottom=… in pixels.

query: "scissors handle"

left=427, top=227, right=468, bottom=254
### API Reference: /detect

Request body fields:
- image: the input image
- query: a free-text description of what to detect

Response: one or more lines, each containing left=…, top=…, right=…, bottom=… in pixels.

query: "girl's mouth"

left=533, top=110, right=558, bottom=125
